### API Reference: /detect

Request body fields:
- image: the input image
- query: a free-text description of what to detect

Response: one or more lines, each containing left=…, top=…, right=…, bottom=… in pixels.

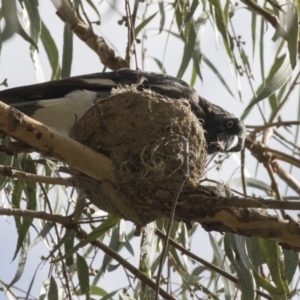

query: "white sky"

left=0, top=0, right=299, bottom=299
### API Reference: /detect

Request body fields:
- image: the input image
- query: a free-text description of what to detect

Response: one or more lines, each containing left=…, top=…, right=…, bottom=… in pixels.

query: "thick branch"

left=246, top=134, right=300, bottom=196
left=0, top=101, right=118, bottom=184
left=175, top=191, right=300, bottom=251
left=51, top=0, right=129, bottom=70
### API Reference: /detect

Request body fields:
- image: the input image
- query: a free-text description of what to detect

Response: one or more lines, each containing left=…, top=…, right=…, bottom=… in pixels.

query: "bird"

left=0, top=69, right=246, bottom=154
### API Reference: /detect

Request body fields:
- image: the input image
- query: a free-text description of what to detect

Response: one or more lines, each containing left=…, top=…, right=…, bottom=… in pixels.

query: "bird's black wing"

left=0, top=69, right=198, bottom=103
left=0, top=69, right=246, bottom=153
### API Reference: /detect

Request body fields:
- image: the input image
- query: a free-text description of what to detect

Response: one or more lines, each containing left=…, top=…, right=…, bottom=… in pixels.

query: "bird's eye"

left=226, top=120, right=234, bottom=129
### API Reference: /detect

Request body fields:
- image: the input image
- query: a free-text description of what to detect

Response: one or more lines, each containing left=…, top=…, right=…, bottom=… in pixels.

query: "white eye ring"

left=226, top=120, right=234, bottom=129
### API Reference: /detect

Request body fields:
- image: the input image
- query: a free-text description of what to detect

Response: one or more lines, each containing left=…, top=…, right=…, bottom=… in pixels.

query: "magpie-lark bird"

left=0, top=69, right=246, bottom=154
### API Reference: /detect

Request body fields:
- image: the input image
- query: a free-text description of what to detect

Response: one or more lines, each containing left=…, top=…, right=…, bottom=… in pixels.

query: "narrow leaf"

left=54, top=215, right=119, bottom=262
left=202, top=54, right=234, bottom=96
left=135, top=12, right=157, bottom=37
left=23, top=0, right=41, bottom=44
left=148, top=56, right=167, bottom=73
left=282, top=249, right=298, bottom=284
left=209, top=233, right=235, bottom=298
left=40, top=21, right=61, bottom=80
left=158, top=0, right=165, bottom=33
left=177, top=21, right=196, bottom=78
left=225, top=234, right=256, bottom=300
left=258, top=239, right=289, bottom=296
left=85, top=0, right=101, bottom=20
left=209, top=0, right=233, bottom=58
left=77, top=253, right=90, bottom=298
left=8, top=231, right=30, bottom=288
left=247, top=53, right=292, bottom=109
left=90, top=285, right=107, bottom=296
left=48, top=277, right=58, bottom=300
left=183, top=0, right=199, bottom=26
left=64, top=230, right=75, bottom=267
left=62, top=24, right=73, bottom=78
left=286, top=4, right=298, bottom=69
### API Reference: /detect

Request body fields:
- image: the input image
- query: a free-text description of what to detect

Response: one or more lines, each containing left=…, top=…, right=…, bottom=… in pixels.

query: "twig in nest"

left=155, top=135, right=189, bottom=300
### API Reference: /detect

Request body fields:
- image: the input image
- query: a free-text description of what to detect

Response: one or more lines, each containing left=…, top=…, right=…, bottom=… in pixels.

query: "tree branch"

left=0, top=101, right=118, bottom=184
left=241, top=0, right=288, bottom=39
left=51, top=0, right=129, bottom=70
left=0, top=164, right=74, bottom=186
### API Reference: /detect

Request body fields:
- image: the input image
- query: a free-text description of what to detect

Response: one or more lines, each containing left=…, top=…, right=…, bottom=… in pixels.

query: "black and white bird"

left=0, top=69, right=246, bottom=154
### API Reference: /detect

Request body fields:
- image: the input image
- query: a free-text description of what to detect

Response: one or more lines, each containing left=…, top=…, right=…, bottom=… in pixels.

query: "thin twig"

left=40, top=184, right=72, bottom=299
left=74, top=226, right=176, bottom=300
left=155, top=229, right=272, bottom=299
left=155, top=136, right=189, bottom=300
left=0, top=164, right=74, bottom=186
left=247, top=121, right=300, bottom=130
left=241, top=0, right=288, bottom=39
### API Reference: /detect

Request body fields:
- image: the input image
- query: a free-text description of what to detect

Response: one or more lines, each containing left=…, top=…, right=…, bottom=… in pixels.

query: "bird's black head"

left=203, top=115, right=246, bottom=154
left=194, top=98, right=246, bottom=155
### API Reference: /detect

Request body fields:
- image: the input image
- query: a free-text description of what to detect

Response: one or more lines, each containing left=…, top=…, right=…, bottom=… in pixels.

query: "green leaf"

left=209, top=233, right=235, bottom=298
left=158, top=1, right=165, bottom=33
left=259, top=18, right=265, bottom=85
left=23, top=0, right=41, bottom=44
left=229, top=177, right=272, bottom=194
left=209, top=0, right=233, bottom=59
left=90, top=285, right=107, bottom=296
left=283, top=249, right=298, bottom=284
left=2, top=0, right=20, bottom=40
left=140, top=222, right=158, bottom=277
left=55, top=215, right=119, bottom=262
left=148, top=56, right=167, bottom=73
left=18, top=27, right=39, bottom=50
left=246, top=53, right=292, bottom=109
left=183, top=0, right=200, bottom=26
left=27, top=222, right=54, bottom=252
left=8, top=231, right=30, bottom=288
left=85, top=0, right=101, bottom=20
left=64, top=230, right=75, bottom=267
left=101, top=289, right=121, bottom=300
left=48, top=277, right=58, bottom=300
left=24, top=262, right=42, bottom=300
left=202, top=54, right=234, bottom=97
left=98, top=221, right=122, bottom=276
left=225, top=234, right=256, bottom=300
left=192, top=12, right=209, bottom=81
left=45, top=229, right=74, bottom=262
left=177, top=21, right=196, bottom=78
left=242, top=54, right=287, bottom=119
left=286, top=4, right=298, bottom=69
left=135, top=12, right=157, bottom=37
left=40, top=21, right=61, bottom=80
left=258, top=238, right=289, bottom=297
left=62, top=24, right=73, bottom=79
left=77, top=253, right=90, bottom=298
left=12, top=155, right=37, bottom=260
left=252, top=269, right=277, bottom=294
left=251, top=11, right=256, bottom=59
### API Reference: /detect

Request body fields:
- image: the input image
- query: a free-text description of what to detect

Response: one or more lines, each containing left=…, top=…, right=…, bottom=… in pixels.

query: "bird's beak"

left=224, top=134, right=239, bottom=151
left=217, top=132, right=239, bottom=151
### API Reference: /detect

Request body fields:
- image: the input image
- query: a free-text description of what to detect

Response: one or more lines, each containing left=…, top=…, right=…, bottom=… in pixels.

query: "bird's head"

left=194, top=97, right=246, bottom=155
left=203, top=115, right=246, bottom=154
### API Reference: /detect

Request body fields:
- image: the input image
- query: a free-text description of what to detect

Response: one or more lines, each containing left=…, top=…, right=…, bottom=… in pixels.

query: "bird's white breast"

left=32, top=90, right=97, bottom=135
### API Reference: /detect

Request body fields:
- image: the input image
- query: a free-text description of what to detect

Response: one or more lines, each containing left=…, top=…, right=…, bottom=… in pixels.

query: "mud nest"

left=70, top=87, right=206, bottom=226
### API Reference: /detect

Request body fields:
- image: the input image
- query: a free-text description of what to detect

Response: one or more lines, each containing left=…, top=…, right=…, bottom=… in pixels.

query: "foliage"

left=0, top=0, right=300, bottom=299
